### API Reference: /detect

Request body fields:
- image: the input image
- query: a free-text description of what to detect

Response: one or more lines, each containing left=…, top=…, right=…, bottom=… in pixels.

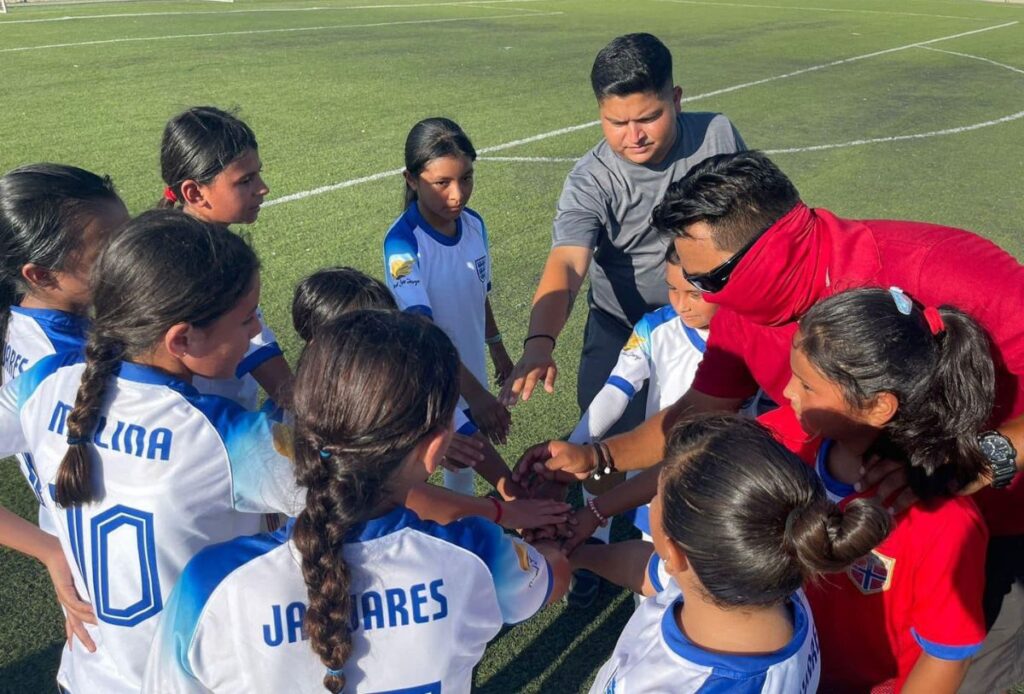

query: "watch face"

left=981, top=434, right=1013, bottom=461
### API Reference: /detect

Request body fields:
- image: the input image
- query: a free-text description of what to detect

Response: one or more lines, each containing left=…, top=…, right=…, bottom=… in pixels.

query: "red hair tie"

left=923, top=306, right=945, bottom=336
left=163, top=187, right=178, bottom=203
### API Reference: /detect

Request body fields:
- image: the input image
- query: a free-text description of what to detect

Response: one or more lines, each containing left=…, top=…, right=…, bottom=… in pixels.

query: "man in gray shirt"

left=500, top=33, right=745, bottom=436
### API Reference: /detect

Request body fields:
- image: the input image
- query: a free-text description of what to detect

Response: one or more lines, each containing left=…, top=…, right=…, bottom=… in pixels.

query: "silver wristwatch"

left=977, top=430, right=1018, bottom=489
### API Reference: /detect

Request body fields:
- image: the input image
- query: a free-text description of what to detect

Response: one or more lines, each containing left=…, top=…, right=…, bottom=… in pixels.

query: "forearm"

left=405, top=483, right=497, bottom=525
left=570, top=540, right=655, bottom=595
left=525, top=247, right=589, bottom=340
left=472, top=437, right=512, bottom=489
left=459, top=362, right=490, bottom=402
left=0, top=506, right=61, bottom=564
left=901, top=652, right=969, bottom=694
left=484, top=299, right=500, bottom=339
left=592, top=465, right=660, bottom=518
left=995, top=414, right=1024, bottom=474
left=251, top=355, right=294, bottom=406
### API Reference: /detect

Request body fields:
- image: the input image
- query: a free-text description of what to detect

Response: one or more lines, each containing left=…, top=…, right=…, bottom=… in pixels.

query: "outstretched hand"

left=498, top=342, right=557, bottom=407
left=513, top=440, right=595, bottom=484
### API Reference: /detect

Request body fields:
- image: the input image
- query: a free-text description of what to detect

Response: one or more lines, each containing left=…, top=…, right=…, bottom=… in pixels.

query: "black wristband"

left=590, top=441, right=616, bottom=481
left=523, top=334, right=556, bottom=350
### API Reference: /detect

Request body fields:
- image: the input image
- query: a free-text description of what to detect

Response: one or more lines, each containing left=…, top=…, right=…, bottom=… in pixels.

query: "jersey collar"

left=660, top=591, right=810, bottom=675
left=345, top=505, right=423, bottom=543
left=10, top=305, right=89, bottom=335
left=406, top=203, right=463, bottom=247
left=117, top=361, right=197, bottom=394
left=815, top=438, right=855, bottom=502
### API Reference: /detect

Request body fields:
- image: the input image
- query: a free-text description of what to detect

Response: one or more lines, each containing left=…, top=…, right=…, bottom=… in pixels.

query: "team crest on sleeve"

left=512, top=540, right=542, bottom=587
left=271, top=423, right=295, bottom=460
left=623, top=332, right=645, bottom=354
left=847, top=550, right=895, bottom=594
left=474, top=256, right=487, bottom=284
left=389, top=254, right=415, bottom=280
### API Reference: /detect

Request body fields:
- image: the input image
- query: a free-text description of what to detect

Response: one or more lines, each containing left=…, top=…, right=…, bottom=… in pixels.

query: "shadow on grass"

left=0, top=642, right=61, bottom=694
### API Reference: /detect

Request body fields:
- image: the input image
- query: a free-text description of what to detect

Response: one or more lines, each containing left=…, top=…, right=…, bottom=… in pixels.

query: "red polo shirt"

left=695, top=203, right=1024, bottom=535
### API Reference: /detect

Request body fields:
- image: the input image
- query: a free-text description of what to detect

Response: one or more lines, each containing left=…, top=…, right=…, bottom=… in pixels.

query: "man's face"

left=672, top=222, right=733, bottom=278
left=598, top=86, right=682, bottom=166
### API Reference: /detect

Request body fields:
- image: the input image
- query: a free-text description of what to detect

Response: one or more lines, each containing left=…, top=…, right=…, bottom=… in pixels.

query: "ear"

left=862, top=391, right=899, bottom=427
left=163, top=322, right=193, bottom=360
left=179, top=179, right=206, bottom=207
left=21, top=263, right=58, bottom=290
left=671, top=85, right=683, bottom=113
left=403, top=170, right=417, bottom=192
left=419, top=426, right=452, bottom=476
left=661, top=535, right=689, bottom=575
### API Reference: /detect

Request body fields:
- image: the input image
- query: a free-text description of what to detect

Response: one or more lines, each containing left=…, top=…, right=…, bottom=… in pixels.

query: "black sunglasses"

left=682, top=225, right=770, bottom=293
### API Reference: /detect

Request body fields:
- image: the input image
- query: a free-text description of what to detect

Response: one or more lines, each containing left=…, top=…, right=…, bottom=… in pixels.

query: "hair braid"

left=54, top=334, right=125, bottom=507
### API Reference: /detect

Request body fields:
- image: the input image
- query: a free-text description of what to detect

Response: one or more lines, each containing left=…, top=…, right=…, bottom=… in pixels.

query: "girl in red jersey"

left=782, top=287, right=991, bottom=693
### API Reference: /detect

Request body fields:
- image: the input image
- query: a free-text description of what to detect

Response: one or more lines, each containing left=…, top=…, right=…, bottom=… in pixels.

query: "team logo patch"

left=623, top=332, right=645, bottom=353
left=847, top=550, right=895, bottom=594
left=512, top=540, right=543, bottom=587
left=474, top=256, right=487, bottom=284
left=389, top=254, right=415, bottom=280
left=271, top=423, right=295, bottom=460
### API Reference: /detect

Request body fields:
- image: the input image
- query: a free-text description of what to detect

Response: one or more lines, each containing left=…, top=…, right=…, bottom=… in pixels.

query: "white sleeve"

left=235, top=308, right=284, bottom=379
left=383, top=227, right=433, bottom=317
left=0, top=369, right=32, bottom=458
left=568, top=322, right=652, bottom=444
left=225, top=413, right=305, bottom=516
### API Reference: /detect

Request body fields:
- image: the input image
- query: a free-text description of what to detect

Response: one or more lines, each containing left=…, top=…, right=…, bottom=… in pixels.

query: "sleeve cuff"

left=235, top=343, right=283, bottom=378
left=606, top=375, right=637, bottom=399
left=404, top=305, right=433, bottom=318
left=911, top=628, right=984, bottom=661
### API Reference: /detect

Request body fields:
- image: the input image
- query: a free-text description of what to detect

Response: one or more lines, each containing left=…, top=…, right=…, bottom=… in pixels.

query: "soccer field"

left=1, top=0, right=1023, bottom=690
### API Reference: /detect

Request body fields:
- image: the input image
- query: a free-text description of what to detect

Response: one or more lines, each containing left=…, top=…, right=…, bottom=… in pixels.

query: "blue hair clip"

left=888, top=286, right=913, bottom=316
left=66, top=436, right=88, bottom=446
left=326, top=666, right=344, bottom=677
left=319, top=449, right=331, bottom=460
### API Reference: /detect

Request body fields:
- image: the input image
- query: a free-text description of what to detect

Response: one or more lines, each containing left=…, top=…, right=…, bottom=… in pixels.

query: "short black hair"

left=591, top=33, right=673, bottom=100
left=651, top=150, right=801, bottom=252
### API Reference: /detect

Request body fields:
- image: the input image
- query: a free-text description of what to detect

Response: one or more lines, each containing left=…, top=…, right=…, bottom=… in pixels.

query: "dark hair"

left=660, top=414, right=890, bottom=607
left=651, top=150, right=801, bottom=252
left=159, top=106, right=258, bottom=208
left=403, top=117, right=476, bottom=209
left=798, top=288, right=995, bottom=499
left=664, top=239, right=681, bottom=265
left=291, top=311, right=459, bottom=693
left=55, top=209, right=259, bottom=507
left=0, top=163, right=123, bottom=359
left=292, top=267, right=395, bottom=342
left=590, top=33, right=673, bottom=100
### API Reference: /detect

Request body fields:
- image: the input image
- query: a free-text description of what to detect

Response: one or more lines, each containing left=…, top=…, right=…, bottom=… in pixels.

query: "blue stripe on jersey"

left=384, top=209, right=420, bottom=260
left=235, top=342, right=283, bottom=379
left=644, top=305, right=679, bottom=332
left=606, top=375, right=636, bottom=399
left=406, top=203, right=463, bottom=247
left=13, top=350, right=83, bottom=408
left=694, top=672, right=767, bottom=693
left=162, top=527, right=290, bottom=677
left=633, top=505, right=651, bottom=535
left=815, top=440, right=855, bottom=500
left=404, top=305, right=434, bottom=318
left=456, top=408, right=477, bottom=436
left=911, top=628, right=983, bottom=660
left=647, top=552, right=664, bottom=593
left=683, top=325, right=707, bottom=353
left=9, top=306, right=88, bottom=354
left=661, top=593, right=810, bottom=674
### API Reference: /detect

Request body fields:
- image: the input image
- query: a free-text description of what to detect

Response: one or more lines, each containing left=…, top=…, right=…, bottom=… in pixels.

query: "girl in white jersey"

left=570, top=414, right=890, bottom=694
left=0, top=210, right=302, bottom=693
left=0, top=163, right=130, bottom=651
left=145, top=310, right=570, bottom=693
left=159, top=106, right=291, bottom=409
left=383, top=118, right=514, bottom=495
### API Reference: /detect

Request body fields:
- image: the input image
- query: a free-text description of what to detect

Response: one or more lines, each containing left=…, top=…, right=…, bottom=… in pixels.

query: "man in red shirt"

left=518, top=150, right=1024, bottom=690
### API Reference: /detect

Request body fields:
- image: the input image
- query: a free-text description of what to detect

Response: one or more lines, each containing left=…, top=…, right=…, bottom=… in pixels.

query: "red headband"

left=923, top=306, right=945, bottom=336
left=163, top=187, right=178, bottom=203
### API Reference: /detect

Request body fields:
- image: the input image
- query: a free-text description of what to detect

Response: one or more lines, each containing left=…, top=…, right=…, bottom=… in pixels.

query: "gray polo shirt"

left=552, top=112, right=745, bottom=329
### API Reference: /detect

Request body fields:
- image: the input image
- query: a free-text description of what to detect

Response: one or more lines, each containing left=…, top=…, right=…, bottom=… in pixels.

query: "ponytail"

left=402, top=117, right=476, bottom=210
left=799, top=289, right=995, bottom=499
left=660, top=414, right=890, bottom=607
left=291, top=312, right=459, bottom=691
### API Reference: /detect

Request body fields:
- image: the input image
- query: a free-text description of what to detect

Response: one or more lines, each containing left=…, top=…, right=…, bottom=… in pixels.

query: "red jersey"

left=695, top=202, right=1024, bottom=535
left=798, top=438, right=988, bottom=692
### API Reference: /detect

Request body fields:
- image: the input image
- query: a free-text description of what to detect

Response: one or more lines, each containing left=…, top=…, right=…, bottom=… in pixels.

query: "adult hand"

left=497, top=499, right=574, bottom=532
left=857, top=455, right=916, bottom=514
left=466, top=390, right=511, bottom=445
left=561, top=507, right=602, bottom=555
left=494, top=474, right=529, bottom=501
left=444, top=433, right=484, bottom=470
left=490, top=342, right=515, bottom=389
left=499, top=339, right=557, bottom=407
left=513, top=440, right=595, bottom=483
left=43, top=545, right=96, bottom=652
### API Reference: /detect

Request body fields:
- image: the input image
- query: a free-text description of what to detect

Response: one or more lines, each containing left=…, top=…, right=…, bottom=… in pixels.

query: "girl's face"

left=192, top=149, right=269, bottom=226
left=783, top=333, right=872, bottom=439
left=406, top=155, right=474, bottom=234
left=181, top=273, right=262, bottom=380
left=666, top=261, right=717, bottom=329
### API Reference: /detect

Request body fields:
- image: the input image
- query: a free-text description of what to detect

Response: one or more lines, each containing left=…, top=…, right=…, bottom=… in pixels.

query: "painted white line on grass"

left=265, top=20, right=1019, bottom=206
left=0, top=10, right=563, bottom=52
left=0, top=0, right=548, bottom=25
left=655, top=0, right=993, bottom=22
left=918, top=45, right=1024, bottom=76
left=480, top=156, right=577, bottom=162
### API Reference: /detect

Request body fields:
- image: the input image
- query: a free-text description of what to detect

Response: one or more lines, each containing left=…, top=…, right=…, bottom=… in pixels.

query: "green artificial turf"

left=2, top=0, right=1023, bottom=690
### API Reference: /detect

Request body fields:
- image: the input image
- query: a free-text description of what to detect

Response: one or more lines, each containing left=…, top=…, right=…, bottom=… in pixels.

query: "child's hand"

left=42, top=542, right=96, bottom=652
left=467, top=390, right=511, bottom=445
left=561, top=506, right=602, bottom=555
left=496, top=498, right=573, bottom=531
left=444, top=433, right=484, bottom=470
left=495, top=474, right=529, bottom=501
left=490, top=342, right=514, bottom=388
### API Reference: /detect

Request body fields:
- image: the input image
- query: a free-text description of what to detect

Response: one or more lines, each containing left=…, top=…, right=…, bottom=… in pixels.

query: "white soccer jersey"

left=570, top=305, right=706, bottom=445
left=0, top=352, right=303, bottom=693
left=192, top=307, right=282, bottom=410
left=144, top=507, right=552, bottom=693
left=590, top=554, right=821, bottom=694
left=3, top=306, right=88, bottom=534
left=383, top=205, right=492, bottom=401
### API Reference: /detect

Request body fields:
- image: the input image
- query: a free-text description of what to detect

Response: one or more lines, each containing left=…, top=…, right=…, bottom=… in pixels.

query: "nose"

left=449, top=182, right=465, bottom=205
left=256, top=175, right=269, bottom=196
left=628, top=121, right=644, bottom=143
left=249, top=320, right=262, bottom=340
left=782, top=376, right=797, bottom=406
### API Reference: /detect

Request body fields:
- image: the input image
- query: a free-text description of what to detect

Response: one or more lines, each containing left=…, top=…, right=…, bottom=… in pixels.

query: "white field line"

left=0, top=10, right=563, bottom=51
left=480, top=156, right=577, bottom=162
left=655, top=0, right=995, bottom=22
left=263, top=20, right=1020, bottom=207
left=919, top=45, right=1024, bottom=76
left=0, top=0, right=548, bottom=24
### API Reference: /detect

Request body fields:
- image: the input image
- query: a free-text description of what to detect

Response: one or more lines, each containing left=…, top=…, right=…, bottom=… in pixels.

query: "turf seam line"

left=264, top=19, right=1019, bottom=207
